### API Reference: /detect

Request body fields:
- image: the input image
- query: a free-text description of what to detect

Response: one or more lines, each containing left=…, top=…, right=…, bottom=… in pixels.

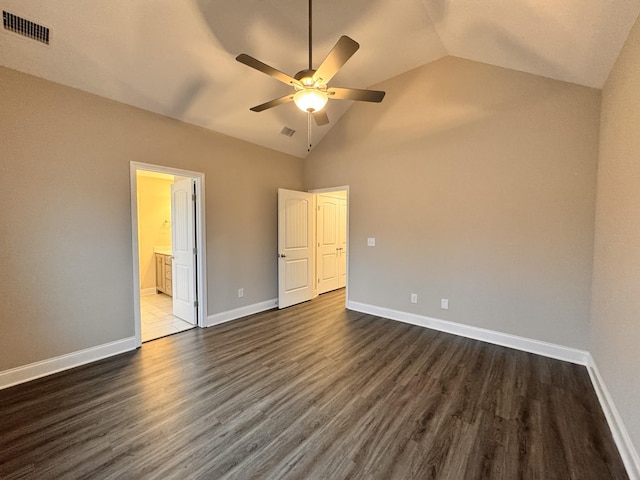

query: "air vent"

left=3, top=11, right=50, bottom=45
left=280, top=127, right=296, bottom=137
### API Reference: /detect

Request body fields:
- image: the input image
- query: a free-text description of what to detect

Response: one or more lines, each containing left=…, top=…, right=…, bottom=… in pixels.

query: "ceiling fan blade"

left=312, top=36, right=359, bottom=85
left=313, top=110, right=330, bottom=126
left=250, top=94, right=295, bottom=112
left=328, top=87, right=386, bottom=103
left=236, top=54, right=302, bottom=87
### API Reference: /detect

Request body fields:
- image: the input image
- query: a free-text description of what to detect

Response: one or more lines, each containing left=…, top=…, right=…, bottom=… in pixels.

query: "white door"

left=317, top=195, right=340, bottom=294
left=171, top=178, right=197, bottom=324
left=278, top=188, right=315, bottom=309
left=338, top=198, right=347, bottom=288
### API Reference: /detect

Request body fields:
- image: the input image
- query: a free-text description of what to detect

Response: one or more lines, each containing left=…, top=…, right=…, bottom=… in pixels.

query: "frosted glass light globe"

left=293, top=88, right=328, bottom=113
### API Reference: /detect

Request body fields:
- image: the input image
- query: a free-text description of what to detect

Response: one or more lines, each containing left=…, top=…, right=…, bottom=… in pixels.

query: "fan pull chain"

left=307, top=112, right=312, bottom=152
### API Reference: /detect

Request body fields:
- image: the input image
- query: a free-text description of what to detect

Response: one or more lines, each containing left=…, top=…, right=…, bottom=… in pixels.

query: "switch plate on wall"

left=441, top=298, right=449, bottom=309
left=367, top=237, right=376, bottom=246
left=238, top=288, right=244, bottom=298
left=411, top=293, right=418, bottom=304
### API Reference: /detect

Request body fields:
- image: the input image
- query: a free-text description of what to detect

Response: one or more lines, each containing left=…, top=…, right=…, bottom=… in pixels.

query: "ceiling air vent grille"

left=280, top=127, right=296, bottom=137
left=3, top=11, right=50, bottom=45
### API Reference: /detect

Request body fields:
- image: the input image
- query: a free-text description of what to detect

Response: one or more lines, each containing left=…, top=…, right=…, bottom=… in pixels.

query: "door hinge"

left=192, top=194, right=196, bottom=202
left=318, top=205, right=321, bottom=211
left=194, top=300, right=199, bottom=308
left=193, top=247, right=198, bottom=255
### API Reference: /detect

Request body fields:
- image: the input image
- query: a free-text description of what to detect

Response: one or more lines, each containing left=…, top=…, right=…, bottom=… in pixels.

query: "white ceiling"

left=1, top=0, right=639, bottom=158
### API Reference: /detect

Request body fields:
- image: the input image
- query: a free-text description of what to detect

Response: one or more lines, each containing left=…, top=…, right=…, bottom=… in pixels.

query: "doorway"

left=316, top=191, right=347, bottom=295
left=130, top=162, right=207, bottom=346
left=277, top=186, right=349, bottom=309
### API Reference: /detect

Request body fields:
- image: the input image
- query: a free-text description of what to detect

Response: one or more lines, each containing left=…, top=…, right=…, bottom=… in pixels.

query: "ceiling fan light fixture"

left=293, top=88, right=328, bottom=113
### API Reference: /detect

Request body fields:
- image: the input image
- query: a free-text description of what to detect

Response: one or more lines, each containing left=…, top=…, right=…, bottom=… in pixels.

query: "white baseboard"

left=586, top=355, right=640, bottom=480
left=347, top=300, right=638, bottom=479
left=0, top=336, right=137, bottom=390
left=347, top=301, right=589, bottom=365
left=207, top=298, right=278, bottom=327
left=140, top=287, right=156, bottom=296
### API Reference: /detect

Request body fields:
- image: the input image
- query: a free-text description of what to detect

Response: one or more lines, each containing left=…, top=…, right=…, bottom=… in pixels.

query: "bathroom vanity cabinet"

left=155, top=252, right=172, bottom=296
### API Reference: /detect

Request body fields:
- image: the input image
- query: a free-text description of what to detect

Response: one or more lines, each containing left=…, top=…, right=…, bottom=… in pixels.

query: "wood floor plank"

left=0, top=289, right=629, bottom=479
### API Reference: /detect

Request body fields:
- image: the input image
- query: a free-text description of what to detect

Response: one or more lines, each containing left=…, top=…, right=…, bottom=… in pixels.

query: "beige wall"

left=0, top=66, right=303, bottom=371
left=591, top=11, right=640, bottom=458
left=305, top=57, right=601, bottom=349
left=136, top=173, right=173, bottom=291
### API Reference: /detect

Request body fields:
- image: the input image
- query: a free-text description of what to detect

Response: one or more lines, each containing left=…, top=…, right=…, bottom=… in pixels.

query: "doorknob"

left=278, top=253, right=287, bottom=258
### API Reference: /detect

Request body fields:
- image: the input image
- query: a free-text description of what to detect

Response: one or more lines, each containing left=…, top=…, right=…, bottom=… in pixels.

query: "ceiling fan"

left=235, top=0, right=385, bottom=128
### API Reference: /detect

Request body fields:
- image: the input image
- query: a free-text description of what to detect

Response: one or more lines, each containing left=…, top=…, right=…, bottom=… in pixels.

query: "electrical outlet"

left=411, top=293, right=418, bottom=304
left=367, top=237, right=376, bottom=247
left=441, top=298, right=449, bottom=310
left=238, top=288, right=244, bottom=298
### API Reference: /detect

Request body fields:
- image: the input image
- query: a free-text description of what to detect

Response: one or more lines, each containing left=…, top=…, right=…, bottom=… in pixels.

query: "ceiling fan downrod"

left=307, top=0, right=313, bottom=152
left=308, top=0, right=313, bottom=70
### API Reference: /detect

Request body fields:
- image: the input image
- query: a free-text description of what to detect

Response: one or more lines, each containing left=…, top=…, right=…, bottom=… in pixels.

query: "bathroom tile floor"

left=140, top=293, right=195, bottom=342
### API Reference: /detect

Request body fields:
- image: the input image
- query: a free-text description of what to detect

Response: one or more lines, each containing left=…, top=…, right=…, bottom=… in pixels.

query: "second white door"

left=317, top=195, right=339, bottom=294
left=317, top=193, right=347, bottom=295
left=338, top=197, right=347, bottom=289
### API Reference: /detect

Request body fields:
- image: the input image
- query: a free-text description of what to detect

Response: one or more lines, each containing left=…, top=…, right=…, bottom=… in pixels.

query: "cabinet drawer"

left=165, top=268, right=172, bottom=280
left=165, top=256, right=172, bottom=266
left=165, top=279, right=172, bottom=294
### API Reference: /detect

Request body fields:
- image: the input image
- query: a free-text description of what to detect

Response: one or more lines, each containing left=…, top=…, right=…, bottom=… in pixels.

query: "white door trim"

left=129, top=161, right=208, bottom=347
left=309, top=186, right=350, bottom=308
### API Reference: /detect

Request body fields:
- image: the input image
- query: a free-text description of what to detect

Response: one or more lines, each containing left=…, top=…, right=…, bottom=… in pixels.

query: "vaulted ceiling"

left=1, top=0, right=639, bottom=158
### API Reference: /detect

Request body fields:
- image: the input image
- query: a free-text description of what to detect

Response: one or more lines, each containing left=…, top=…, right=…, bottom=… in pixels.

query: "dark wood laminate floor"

left=0, top=290, right=628, bottom=479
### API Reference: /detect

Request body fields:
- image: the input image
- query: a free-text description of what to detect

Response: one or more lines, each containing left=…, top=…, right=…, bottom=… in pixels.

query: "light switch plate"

left=367, top=237, right=376, bottom=247
left=441, top=298, right=449, bottom=310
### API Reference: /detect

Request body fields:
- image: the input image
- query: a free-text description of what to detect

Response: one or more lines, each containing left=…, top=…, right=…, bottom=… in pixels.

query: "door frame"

left=129, top=161, right=208, bottom=347
left=309, top=185, right=350, bottom=308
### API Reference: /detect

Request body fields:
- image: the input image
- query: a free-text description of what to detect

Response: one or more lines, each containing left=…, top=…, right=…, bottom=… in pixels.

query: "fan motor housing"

left=295, top=69, right=317, bottom=85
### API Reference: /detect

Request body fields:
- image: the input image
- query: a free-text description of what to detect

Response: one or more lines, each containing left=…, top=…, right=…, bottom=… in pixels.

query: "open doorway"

left=277, top=186, right=349, bottom=309
left=130, top=162, right=207, bottom=346
left=315, top=190, right=348, bottom=296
